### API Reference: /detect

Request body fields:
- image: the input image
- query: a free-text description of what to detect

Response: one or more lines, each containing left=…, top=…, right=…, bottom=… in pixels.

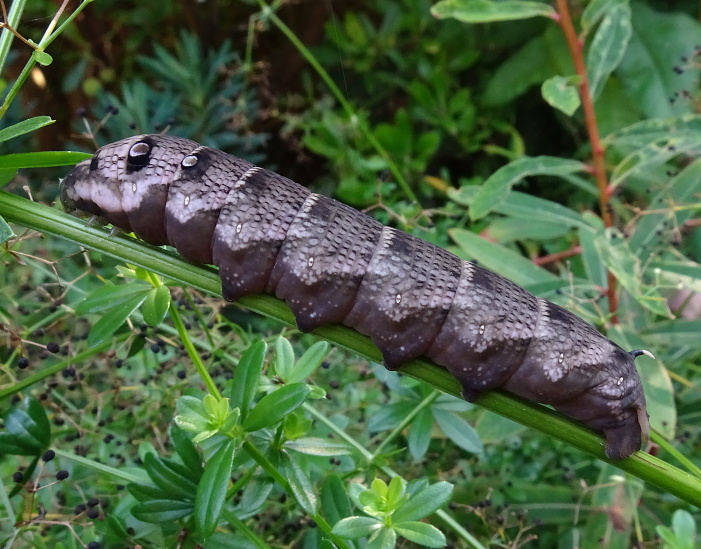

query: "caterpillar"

left=60, top=134, right=650, bottom=459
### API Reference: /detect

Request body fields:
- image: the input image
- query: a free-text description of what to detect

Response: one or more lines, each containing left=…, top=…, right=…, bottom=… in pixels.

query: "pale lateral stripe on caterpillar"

left=60, top=134, right=651, bottom=459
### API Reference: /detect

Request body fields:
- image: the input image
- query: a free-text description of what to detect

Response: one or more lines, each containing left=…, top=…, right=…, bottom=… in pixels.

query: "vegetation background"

left=0, top=0, right=700, bottom=547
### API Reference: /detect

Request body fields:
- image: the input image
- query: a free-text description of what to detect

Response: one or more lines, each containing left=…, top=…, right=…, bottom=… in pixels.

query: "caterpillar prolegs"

left=60, top=135, right=650, bottom=459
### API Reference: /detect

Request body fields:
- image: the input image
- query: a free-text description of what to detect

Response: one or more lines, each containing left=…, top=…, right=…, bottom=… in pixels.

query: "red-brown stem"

left=533, top=245, right=583, bottom=266
left=555, top=0, right=618, bottom=322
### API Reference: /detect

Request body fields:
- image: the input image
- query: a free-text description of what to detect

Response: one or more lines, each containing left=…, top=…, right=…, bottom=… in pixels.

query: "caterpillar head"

left=60, top=135, right=200, bottom=244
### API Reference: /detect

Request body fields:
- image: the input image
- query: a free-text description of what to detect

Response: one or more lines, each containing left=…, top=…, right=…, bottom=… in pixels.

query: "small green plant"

left=332, top=477, right=453, bottom=549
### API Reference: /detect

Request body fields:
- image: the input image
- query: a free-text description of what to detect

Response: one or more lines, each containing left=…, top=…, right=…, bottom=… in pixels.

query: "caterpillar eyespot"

left=60, top=134, right=651, bottom=460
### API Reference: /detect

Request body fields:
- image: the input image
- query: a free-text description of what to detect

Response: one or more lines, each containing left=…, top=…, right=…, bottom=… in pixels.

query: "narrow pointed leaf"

left=243, top=383, right=311, bottom=432
left=195, top=439, right=235, bottom=538
left=229, top=340, right=267, bottom=417
left=431, top=0, right=556, bottom=22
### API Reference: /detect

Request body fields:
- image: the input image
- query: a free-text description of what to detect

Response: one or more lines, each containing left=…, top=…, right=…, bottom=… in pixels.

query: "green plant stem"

left=39, top=0, right=94, bottom=50
left=143, top=269, right=220, bottom=397
left=2, top=192, right=701, bottom=507
left=372, top=389, right=440, bottom=459
left=168, top=299, right=221, bottom=400
left=255, top=0, right=421, bottom=207
left=554, top=0, right=618, bottom=320
left=221, top=509, right=272, bottom=549
left=0, top=0, right=94, bottom=121
left=0, top=0, right=27, bottom=75
left=225, top=467, right=256, bottom=501
left=242, top=439, right=351, bottom=549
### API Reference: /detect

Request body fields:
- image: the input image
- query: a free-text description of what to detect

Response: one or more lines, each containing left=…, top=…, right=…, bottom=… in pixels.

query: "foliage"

left=67, top=30, right=269, bottom=164
left=1, top=0, right=701, bottom=548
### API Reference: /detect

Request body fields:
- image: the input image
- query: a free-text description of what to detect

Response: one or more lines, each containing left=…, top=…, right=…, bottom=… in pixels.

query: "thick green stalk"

left=2, top=191, right=701, bottom=508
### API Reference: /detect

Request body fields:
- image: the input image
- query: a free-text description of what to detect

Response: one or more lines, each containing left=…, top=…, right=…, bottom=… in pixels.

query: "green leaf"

left=656, top=526, right=684, bottom=549
left=282, top=409, right=313, bottom=439
left=142, top=285, right=170, bottom=326
left=282, top=452, right=318, bottom=515
left=485, top=217, right=570, bottom=243
left=431, top=0, right=556, bottom=22
left=32, top=50, right=53, bottom=66
left=0, top=397, right=51, bottom=455
left=393, top=521, right=446, bottom=548
left=0, top=117, right=54, bottom=143
left=195, top=439, right=235, bottom=538
left=433, top=410, right=483, bottom=454
left=0, top=168, right=17, bottom=186
left=274, top=337, right=295, bottom=382
left=86, top=291, right=151, bottom=346
left=449, top=228, right=557, bottom=287
left=243, top=383, right=311, bottom=432
left=76, top=283, right=152, bottom=314
left=672, top=509, right=697, bottom=547
left=143, top=454, right=198, bottom=500
left=469, top=156, right=588, bottom=220
left=174, top=395, right=211, bottom=433
left=393, top=481, right=453, bottom=523
left=474, top=411, right=526, bottom=444
left=231, top=478, right=274, bottom=520
left=0, top=151, right=91, bottom=169
left=332, top=516, right=383, bottom=538
left=605, top=114, right=701, bottom=148
left=541, top=75, right=581, bottom=116
left=130, top=499, right=194, bottom=523
left=170, top=425, right=203, bottom=477
left=408, top=408, right=434, bottom=461
left=582, top=0, right=627, bottom=33
left=578, top=225, right=607, bottom=289
left=320, top=474, right=353, bottom=526
left=287, top=341, right=329, bottom=384
left=368, top=401, right=416, bottom=432
left=229, top=340, right=266, bottom=418
left=482, top=26, right=571, bottom=107
left=386, top=476, right=406, bottom=509
left=0, top=215, right=14, bottom=245
left=284, top=436, right=352, bottom=456
left=127, top=482, right=168, bottom=503
left=449, top=188, right=591, bottom=231
left=609, top=135, right=701, bottom=189
left=367, top=526, right=396, bottom=549
left=616, top=3, right=701, bottom=119
left=586, top=3, right=632, bottom=100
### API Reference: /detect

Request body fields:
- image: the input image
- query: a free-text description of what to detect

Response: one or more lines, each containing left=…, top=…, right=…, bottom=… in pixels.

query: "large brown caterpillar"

left=60, top=134, right=650, bottom=459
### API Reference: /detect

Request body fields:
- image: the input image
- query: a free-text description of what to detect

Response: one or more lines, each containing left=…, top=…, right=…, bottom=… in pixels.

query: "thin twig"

left=533, top=245, right=583, bottom=266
